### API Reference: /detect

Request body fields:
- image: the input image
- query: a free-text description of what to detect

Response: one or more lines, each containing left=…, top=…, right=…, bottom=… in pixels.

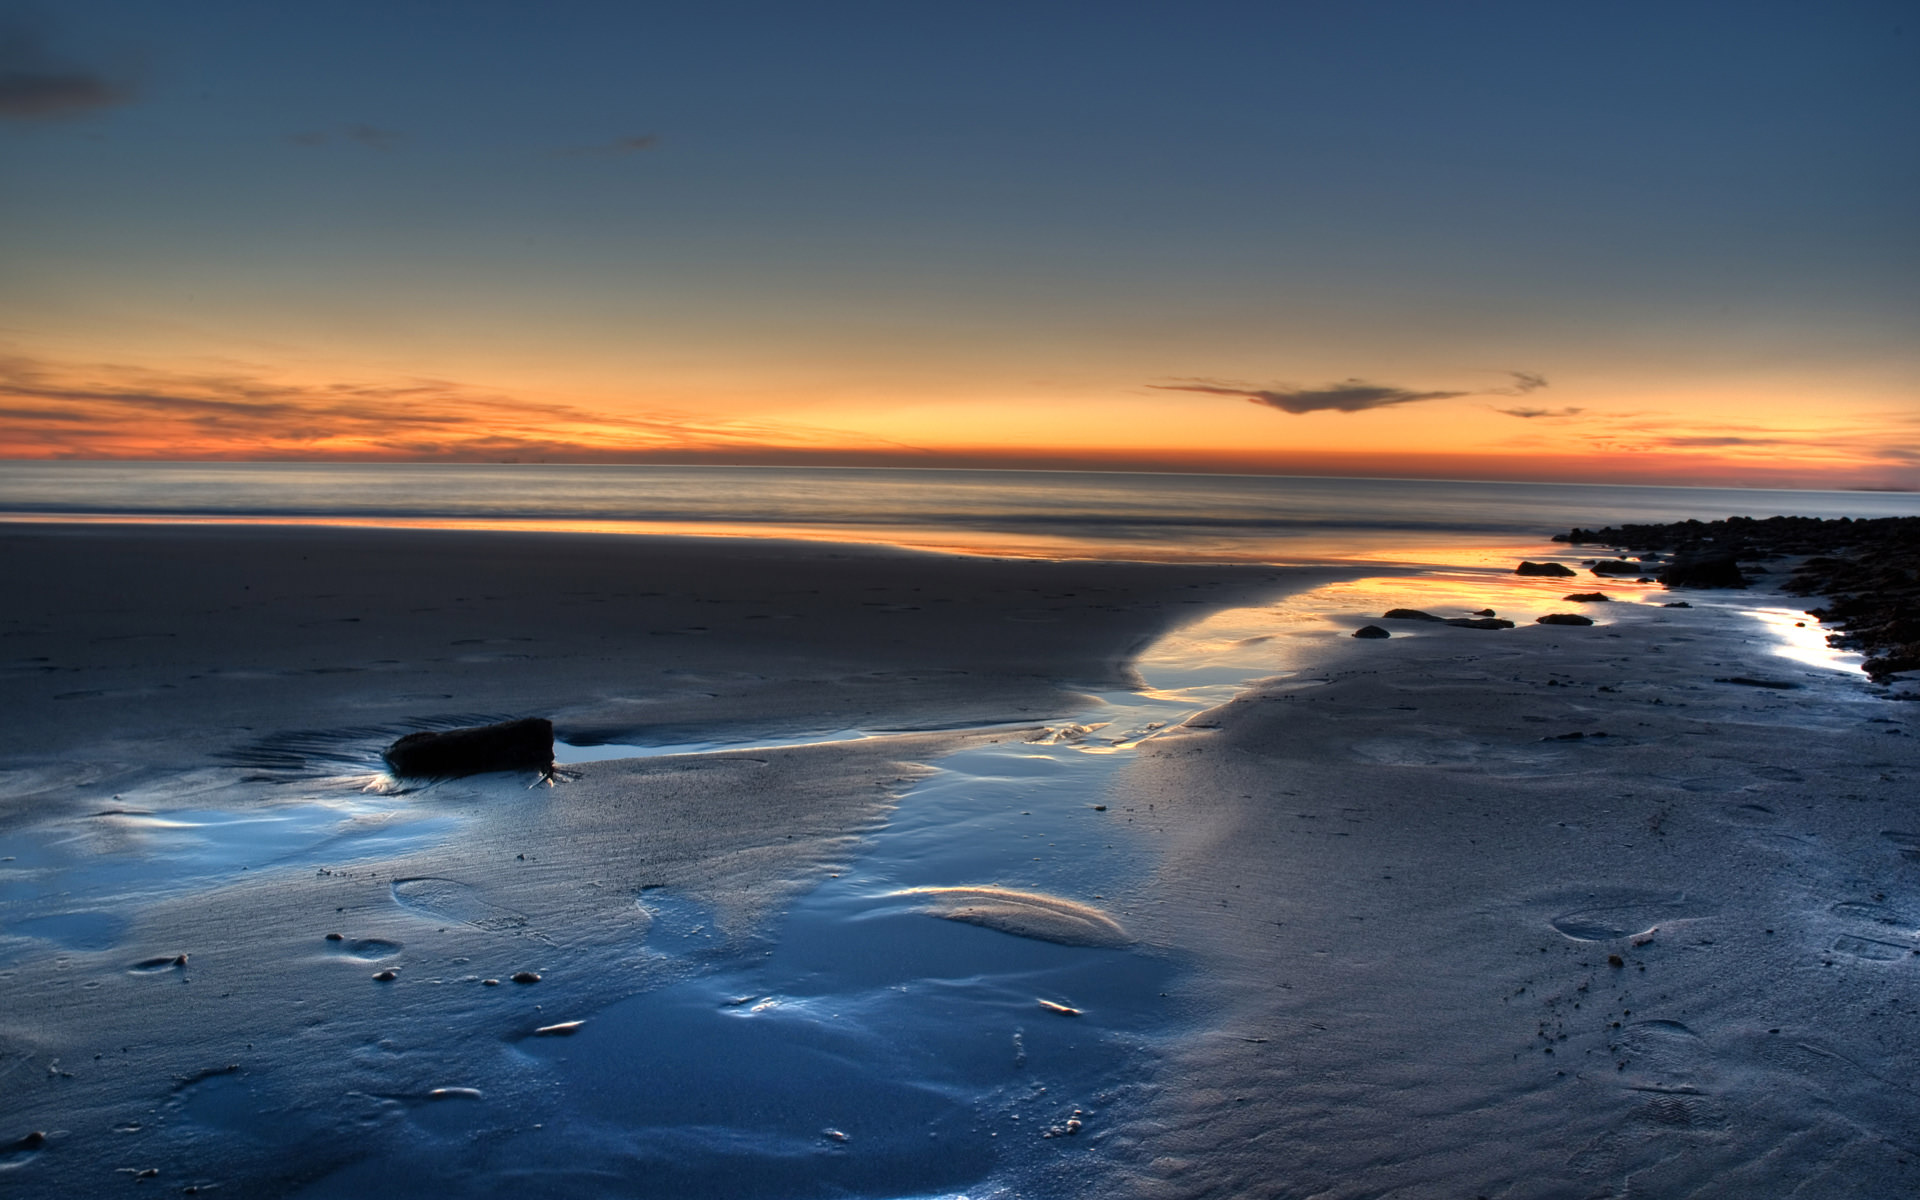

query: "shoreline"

left=1, top=522, right=1915, bottom=1196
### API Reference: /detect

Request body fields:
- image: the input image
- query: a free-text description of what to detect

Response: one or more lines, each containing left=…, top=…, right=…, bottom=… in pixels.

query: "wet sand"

left=0, top=523, right=1336, bottom=1195
left=2, top=523, right=1915, bottom=1196
left=1102, top=584, right=1920, bottom=1198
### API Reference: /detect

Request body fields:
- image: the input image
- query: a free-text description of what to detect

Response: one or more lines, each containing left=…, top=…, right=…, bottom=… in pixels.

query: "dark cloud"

left=1153, top=370, right=1549, bottom=416
left=1494, top=371, right=1549, bottom=395
left=1151, top=378, right=1470, bottom=414
left=0, top=19, right=135, bottom=119
left=1496, top=405, right=1584, bottom=419
left=1656, top=435, right=1789, bottom=448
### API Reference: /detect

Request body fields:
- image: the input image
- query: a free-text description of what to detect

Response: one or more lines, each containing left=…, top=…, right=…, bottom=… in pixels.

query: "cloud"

left=0, top=355, right=924, bottom=461
left=1152, top=378, right=1470, bottom=414
left=1496, top=405, right=1585, bottom=419
left=1153, top=370, right=1549, bottom=415
left=0, top=18, right=135, bottom=120
left=1493, top=371, right=1548, bottom=395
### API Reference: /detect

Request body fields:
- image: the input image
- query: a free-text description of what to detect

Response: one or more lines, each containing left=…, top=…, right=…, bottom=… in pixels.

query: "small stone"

left=1607, top=954, right=1624, bottom=968
left=1352, top=624, right=1391, bottom=639
left=1536, top=613, right=1594, bottom=626
left=324, top=933, right=344, bottom=941
left=372, top=970, right=398, bottom=982
left=481, top=978, right=500, bottom=986
left=511, top=971, right=541, bottom=984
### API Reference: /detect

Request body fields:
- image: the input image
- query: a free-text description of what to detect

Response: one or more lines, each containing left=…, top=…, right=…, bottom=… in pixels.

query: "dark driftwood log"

left=384, top=718, right=554, bottom=778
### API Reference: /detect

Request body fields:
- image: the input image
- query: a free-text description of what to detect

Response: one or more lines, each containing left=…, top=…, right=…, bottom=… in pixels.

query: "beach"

left=2, top=518, right=1916, bottom=1197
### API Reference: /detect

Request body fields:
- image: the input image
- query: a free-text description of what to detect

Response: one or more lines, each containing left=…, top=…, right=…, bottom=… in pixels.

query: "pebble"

left=511, top=971, right=542, bottom=984
left=372, top=970, right=398, bottom=982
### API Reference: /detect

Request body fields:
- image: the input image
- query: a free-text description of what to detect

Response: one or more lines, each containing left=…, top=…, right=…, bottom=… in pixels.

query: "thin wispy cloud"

left=0, top=356, right=923, bottom=461
left=1153, top=370, right=1548, bottom=415
left=1496, top=405, right=1584, bottom=419
left=0, top=17, right=135, bottom=120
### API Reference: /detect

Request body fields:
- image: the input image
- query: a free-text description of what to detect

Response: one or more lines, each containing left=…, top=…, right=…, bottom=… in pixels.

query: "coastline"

left=1, top=520, right=1914, bottom=1196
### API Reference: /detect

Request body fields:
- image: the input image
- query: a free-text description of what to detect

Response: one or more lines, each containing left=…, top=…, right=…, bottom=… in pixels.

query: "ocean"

left=2, top=461, right=1914, bottom=561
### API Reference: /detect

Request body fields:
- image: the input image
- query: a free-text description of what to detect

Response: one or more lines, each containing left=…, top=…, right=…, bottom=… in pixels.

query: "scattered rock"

left=1515, top=561, right=1576, bottom=577
left=372, top=969, right=398, bottom=982
left=324, top=933, right=344, bottom=942
left=1383, top=608, right=1443, bottom=622
left=1352, top=625, right=1391, bottom=639
left=1663, top=601, right=1692, bottom=608
left=1564, top=592, right=1611, bottom=602
left=1660, top=552, right=1746, bottom=589
left=511, top=971, right=542, bottom=984
left=1588, top=560, right=1646, bottom=577
left=1471, top=608, right=1497, bottom=616
left=1608, top=954, right=1625, bottom=968
left=427, top=1087, right=483, bottom=1101
left=383, top=717, right=554, bottom=779
left=1537, top=613, right=1594, bottom=626
left=1553, top=515, right=1919, bottom=683
left=1443, top=617, right=1515, bottom=630
left=1716, top=676, right=1801, bottom=690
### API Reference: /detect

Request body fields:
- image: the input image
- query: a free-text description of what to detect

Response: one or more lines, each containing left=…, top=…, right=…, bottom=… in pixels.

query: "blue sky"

left=3, top=2, right=1915, bottom=483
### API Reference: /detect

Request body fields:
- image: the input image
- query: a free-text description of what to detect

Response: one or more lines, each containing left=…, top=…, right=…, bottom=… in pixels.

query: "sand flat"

left=2, top=523, right=1915, bottom=1196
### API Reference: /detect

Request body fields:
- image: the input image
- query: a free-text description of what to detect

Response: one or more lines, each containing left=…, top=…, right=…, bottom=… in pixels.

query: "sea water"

left=2, top=461, right=1913, bottom=564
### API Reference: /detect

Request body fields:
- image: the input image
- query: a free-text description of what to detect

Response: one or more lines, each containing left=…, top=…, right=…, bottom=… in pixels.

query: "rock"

left=1537, top=613, right=1594, bottom=626
left=1563, top=592, right=1610, bottom=602
left=1660, top=552, right=1747, bottom=589
left=1382, top=608, right=1443, bottom=621
left=1716, top=676, right=1800, bottom=689
left=511, top=971, right=542, bottom=984
left=1471, top=609, right=1497, bottom=616
left=384, top=717, right=554, bottom=779
left=1443, top=617, right=1515, bottom=630
left=1663, top=601, right=1691, bottom=608
left=1352, top=625, right=1391, bottom=639
left=1588, top=560, right=1645, bottom=576
left=1515, top=561, right=1576, bottom=577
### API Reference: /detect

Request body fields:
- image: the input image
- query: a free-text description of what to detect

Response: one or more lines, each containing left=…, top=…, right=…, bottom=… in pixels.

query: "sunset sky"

left=2, top=2, right=1915, bottom=488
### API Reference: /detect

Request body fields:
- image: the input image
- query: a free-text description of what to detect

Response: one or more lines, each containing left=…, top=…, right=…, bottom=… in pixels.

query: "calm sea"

left=1, top=462, right=1913, bottom=564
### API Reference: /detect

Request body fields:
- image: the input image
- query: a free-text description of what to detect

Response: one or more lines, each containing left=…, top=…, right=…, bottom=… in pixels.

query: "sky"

left=1, top=1, right=1915, bottom=488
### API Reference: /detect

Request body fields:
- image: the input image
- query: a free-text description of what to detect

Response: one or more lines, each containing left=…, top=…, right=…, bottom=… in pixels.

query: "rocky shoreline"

left=1553, top=515, right=1919, bottom=684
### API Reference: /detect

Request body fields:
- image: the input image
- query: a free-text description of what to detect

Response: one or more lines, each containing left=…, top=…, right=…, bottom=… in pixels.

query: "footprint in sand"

left=321, top=935, right=402, bottom=961
left=1830, top=934, right=1913, bottom=962
left=1613, top=1018, right=1719, bottom=1115
left=390, top=878, right=528, bottom=932
left=1549, top=891, right=1700, bottom=942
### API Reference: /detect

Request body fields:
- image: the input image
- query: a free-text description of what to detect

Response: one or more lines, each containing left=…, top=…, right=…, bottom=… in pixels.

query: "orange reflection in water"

left=0, top=512, right=1606, bottom=568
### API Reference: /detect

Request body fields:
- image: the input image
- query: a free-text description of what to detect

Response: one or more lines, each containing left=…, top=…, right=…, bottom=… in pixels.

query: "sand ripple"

left=892, top=886, right=1131, bottom=948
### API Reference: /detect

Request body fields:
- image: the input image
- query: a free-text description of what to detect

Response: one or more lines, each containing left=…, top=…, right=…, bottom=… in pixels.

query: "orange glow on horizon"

left=1, top=353, right=1913, bottom=492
